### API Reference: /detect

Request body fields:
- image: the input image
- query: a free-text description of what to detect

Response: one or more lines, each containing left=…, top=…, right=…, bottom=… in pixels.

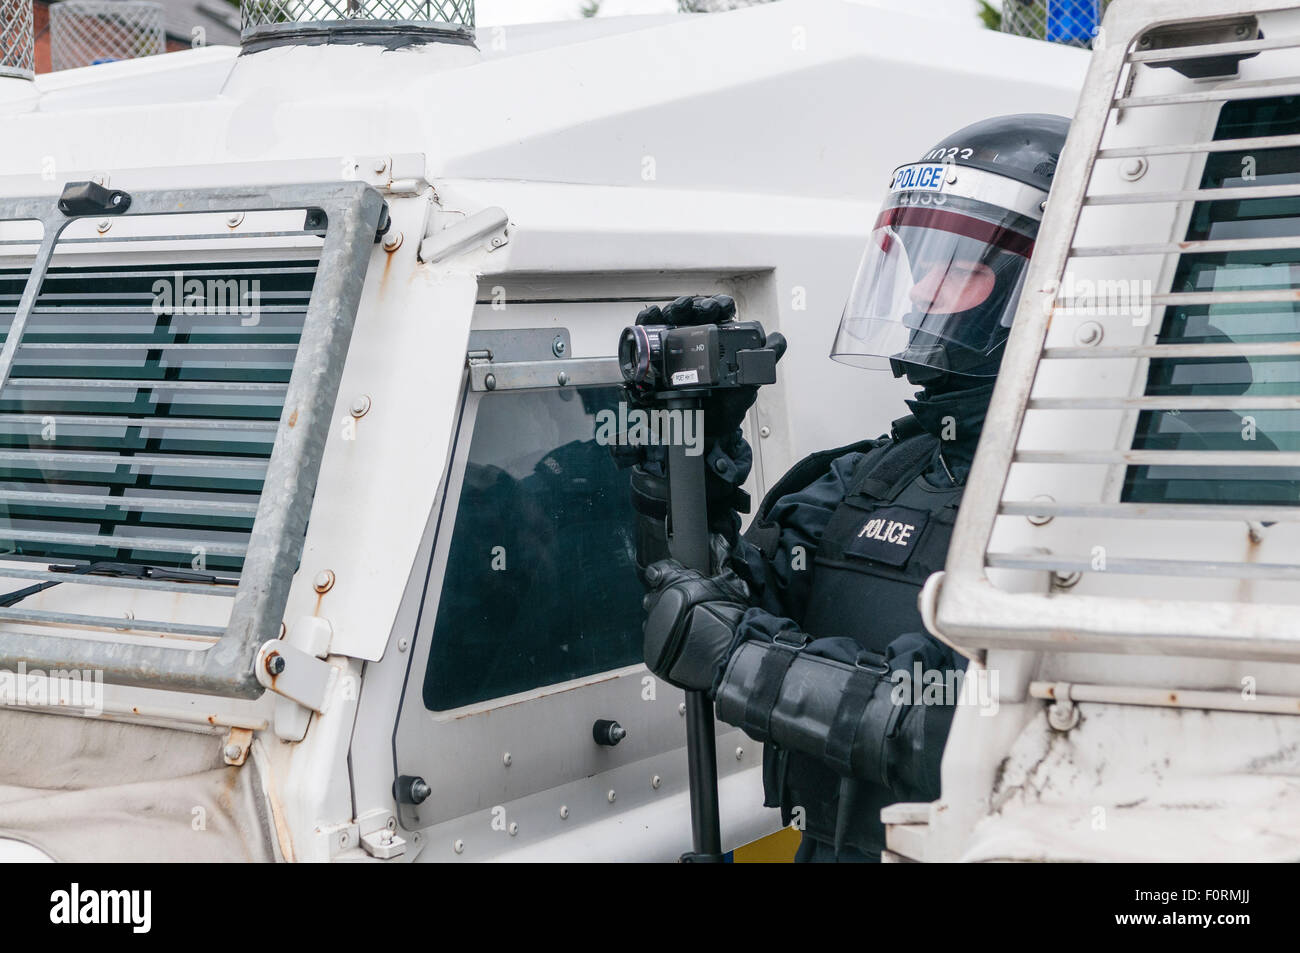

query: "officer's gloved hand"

left=630, top=295, right=786, bottom=441
left=641, top=550, right=751, bottom=693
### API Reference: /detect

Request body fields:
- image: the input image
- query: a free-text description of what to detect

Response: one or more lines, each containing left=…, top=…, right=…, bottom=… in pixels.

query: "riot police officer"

left=634, top=113, right=1071, bottom=862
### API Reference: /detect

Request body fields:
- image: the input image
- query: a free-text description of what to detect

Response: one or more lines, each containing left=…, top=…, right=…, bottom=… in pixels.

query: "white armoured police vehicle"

left=889, top=0, right=1300, bottom=862
left=0, top=0, right=1087, bottom=861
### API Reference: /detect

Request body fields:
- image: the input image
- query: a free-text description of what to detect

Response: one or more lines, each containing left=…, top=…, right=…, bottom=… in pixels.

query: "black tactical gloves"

left=641, top=554, right=751, bottom=693
left=620, top=294, right=786, bottom=575
left=629, top=295, right=773, bottom=441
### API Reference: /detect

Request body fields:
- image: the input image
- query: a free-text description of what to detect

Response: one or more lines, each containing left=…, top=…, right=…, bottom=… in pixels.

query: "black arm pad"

left=715, top=641, right=952, bottom=799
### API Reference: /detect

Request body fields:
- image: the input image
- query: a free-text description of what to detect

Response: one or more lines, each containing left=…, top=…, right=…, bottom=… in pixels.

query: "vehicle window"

left=423, top=385, right=643, bottom=711
left=1123, top=95, right=1300, bottom=506
left=0, top=258, right=317, bottom=575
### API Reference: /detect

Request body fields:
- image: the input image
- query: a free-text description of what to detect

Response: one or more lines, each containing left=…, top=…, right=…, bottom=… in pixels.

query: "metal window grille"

left=0, top=0, right=35, bottom=80
left=933, top=0, right=1300, bottom=661
left=241, top=0, right=474, bottom=41
left=49, top=0, right=165, bottom=71
left=1001, top=0, right=1112, bottom=49
left=0, top=182, right=384, bottom=696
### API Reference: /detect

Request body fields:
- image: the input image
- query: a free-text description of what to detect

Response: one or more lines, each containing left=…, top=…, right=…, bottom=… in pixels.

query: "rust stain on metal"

left=287, top=409, right=299, bottom=428
left=1168, top=692, right=1178, bottom=704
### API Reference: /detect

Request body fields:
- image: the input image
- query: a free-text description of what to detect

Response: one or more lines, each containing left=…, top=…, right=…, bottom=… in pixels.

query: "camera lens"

left=618, top=325, right=663, bottom=385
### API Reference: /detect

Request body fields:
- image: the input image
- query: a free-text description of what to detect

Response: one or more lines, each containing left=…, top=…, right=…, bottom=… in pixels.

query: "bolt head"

left=453, top=839, right=465, bottom=854
left=373, top=158, right=389, bottom=174
left=96, top=220, right=111, bottom=234
left=484, top=373, right=497, bottom=391
left=223, top=743, right=242, bottom=761
left=735, top=747, right=745, bottom=760
left=382, top=230, right=404, bottom=252
left=678, top=702, right=686, bottom=716
left=557, top=371, right=569, bottom=386
left=349, top=394, right=371, bottom=418
left=503, top=752, right=512, bottom=766
left=651, top=775, right=662, bottom=790
left=313, top=569, right=335, bottom=594
left=607, top=790, right=617, bottom=803
left=559, top=805, right=569, bottom=819
left=226, top=213, right=244, bottom=228
left=508, top=822, right=519, bottom=836
left=552, top=337, right=567, bottom=357
left=265, top=654, right=286, bottom=676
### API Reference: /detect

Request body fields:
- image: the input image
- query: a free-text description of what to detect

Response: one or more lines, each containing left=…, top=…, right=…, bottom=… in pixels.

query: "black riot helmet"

left=832, top=114, right=1070, bottom=385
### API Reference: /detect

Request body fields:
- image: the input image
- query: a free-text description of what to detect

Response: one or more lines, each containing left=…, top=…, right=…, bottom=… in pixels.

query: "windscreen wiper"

left=0, top=561, right=225, bottom=609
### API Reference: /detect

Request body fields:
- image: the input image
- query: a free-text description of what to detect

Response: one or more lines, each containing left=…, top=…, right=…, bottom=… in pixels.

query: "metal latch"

left=465, top=328, right=622, bottom=392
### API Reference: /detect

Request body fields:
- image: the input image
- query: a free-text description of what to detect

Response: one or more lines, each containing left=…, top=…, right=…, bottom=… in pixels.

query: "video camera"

left=618, top=320, right=781, bottom=392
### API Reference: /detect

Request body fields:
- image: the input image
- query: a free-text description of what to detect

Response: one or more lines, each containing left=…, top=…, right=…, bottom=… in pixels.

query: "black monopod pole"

left=663, top=393, right=724, bottom=862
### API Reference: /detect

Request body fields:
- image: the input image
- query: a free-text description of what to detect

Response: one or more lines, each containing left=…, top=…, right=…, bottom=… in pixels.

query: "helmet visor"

left=831, top=194, right=1037, bottom=377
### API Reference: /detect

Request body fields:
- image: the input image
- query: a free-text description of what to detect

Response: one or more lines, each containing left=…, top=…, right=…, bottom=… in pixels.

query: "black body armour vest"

left=761, top=428, right=963, bottom=855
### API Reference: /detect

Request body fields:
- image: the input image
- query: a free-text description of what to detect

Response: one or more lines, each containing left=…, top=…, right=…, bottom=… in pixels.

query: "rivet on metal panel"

left=607, top=790, right=616, bottom=803
left=557, top=371, right=570, bottom=387
left=1074, top=321, right=1103, bottom=346
left=503, top=752, right=512, bottom=767
left=226, top=213, right=245, bottom=229
left=485, top=373, right=497, bottom=391
left=349, top=394, right=372, bottom=418
left=382, top=230, right=404, bottom=252
left=651, top=775, right=661, bottom=790
left=759, top=426, right=771, bottom=438
left=398, top=638, right=409, bottom=653
left=735, top=747, right=744, bottom=761
left=1026, top=495, right=1055, bottom=526
left=678, top=702, right=686, bottom=716
left=508, top=822, right=518, bottom=836
left=559, top=805, right=569, bottom=819
left=1120, top=157, right=1148, bottom=182
left=313, top=570, right=335, bottom=594
left=96, top=220, right=111, bottom=234
left=453, top=839, right=465, bottom=854
left=1051, top=571, right=1082, bottom=590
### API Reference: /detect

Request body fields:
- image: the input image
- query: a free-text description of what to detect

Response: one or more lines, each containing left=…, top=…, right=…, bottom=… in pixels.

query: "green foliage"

left=977, top=0, right=1001, bottom=31
left=580, top=0, right=601, bottom=16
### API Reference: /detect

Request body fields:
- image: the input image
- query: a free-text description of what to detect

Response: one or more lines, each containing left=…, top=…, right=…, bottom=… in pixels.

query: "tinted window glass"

left=1124, top=96, right=1300, bottom=506
left=423, top=386, right=642, bottom=711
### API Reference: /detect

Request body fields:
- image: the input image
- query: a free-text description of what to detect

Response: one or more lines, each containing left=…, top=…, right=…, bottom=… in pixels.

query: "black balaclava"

left=904, top=375, right=996, bottom=486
